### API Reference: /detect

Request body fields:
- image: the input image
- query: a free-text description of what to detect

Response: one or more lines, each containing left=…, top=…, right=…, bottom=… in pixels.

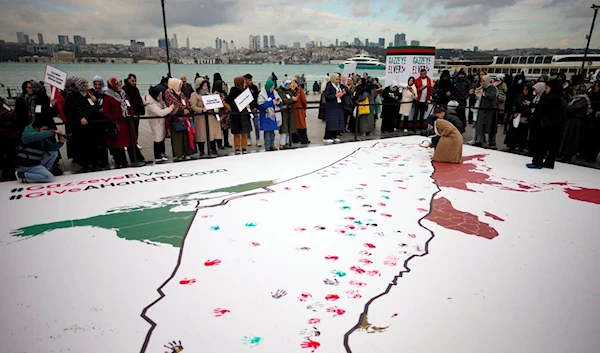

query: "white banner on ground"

left=201, top=94, right=224, bottom=110
left=43, top=65, right=67, bottom=91
left=385, top=55, right=434, bottom=87
left=234, top=88, right=253, bottom=112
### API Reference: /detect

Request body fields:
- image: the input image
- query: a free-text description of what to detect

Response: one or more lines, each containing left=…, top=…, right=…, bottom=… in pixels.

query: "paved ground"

left=54, top=94, right=600, bottom=173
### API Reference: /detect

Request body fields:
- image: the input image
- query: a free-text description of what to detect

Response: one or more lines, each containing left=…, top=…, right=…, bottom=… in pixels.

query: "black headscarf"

left=148, top=86, right=161, bottom=101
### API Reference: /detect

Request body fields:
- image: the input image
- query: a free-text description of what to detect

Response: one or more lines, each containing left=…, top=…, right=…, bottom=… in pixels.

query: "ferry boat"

left=338, top=54, right=386, bottom=70
left=441, top=54, right=600, bottom=81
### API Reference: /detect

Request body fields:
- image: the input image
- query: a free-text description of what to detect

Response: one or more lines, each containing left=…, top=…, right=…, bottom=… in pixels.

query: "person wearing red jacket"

left=413, top=69, right=433, bottom=132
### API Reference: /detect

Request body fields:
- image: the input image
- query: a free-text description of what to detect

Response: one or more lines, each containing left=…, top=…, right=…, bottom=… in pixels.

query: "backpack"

left=497, top=84, right=507, bottom=103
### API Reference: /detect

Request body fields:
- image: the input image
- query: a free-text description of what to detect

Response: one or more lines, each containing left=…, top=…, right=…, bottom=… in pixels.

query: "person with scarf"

left=103, top=77, right=146, bottom=167
left=414, top=69, right=433, bottom=132
left=356, top=77, right=376, bottom=136
left=244, top=74, right=262, bottom=147
left=165, top=78, right=196, bottom=160
left=318, top=75, right=331, bottom=121
left=89, top=75, right=110, bottom=168
left=212, top=81, right=232, bottom=149
left=276, top=80, right=298, bottom=149
left=225, top=76, right=252, bottom=154
left=400, top=77, right=417, bottom=132
left=453, top=70, right=471, bottom=128
left=144, top=86, right=175, bottom=162
left=64, top=77, right=103, bottom=169
left=558, top=83, right=591, bottom=161
left=290, top=76, right=309, bottom=144
left=380, top=81, right=401, bottom=133
left=527, top=82, right=547, bottom=156
left=527, top=80, right=566, bottom=169
left=258, top=79, right=283, bottom=151
left=474, top=75, right=498, bottom=149
left=123, top=74, right=145, bottom=149
left=431, top=110, right=463, bottom=164
left=436, top=70, right=454, bottom=106
left=323, top=73, right=346, bottom=143
left=191, top=78, right=222, bottom=156
left=505, top=84, right=533, bottom=152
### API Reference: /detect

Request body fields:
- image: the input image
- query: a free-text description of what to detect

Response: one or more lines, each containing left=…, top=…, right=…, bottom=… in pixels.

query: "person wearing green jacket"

left=14, top=120, right=66, bottom=183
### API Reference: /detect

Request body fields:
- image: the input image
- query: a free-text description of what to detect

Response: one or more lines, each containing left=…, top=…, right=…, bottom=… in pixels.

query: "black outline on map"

left=138, top=141, right=438, bottom=353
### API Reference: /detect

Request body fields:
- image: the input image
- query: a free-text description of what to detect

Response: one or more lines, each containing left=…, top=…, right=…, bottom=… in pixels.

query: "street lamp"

left=581, top=4, right=600, bottom=76
left=161, top=0, right=172, bottom=76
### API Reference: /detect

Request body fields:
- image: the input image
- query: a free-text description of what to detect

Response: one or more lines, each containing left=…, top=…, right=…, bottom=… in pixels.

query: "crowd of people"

left=0, top=66, right=598, bottom=183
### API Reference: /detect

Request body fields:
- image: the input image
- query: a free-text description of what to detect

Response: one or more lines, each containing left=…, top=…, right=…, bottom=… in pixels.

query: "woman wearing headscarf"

left=527, top=81, right=547, bottom=156
left=89, top=75, right=110, bottom=168
left=103, top=77, right=146, bottom=167
left=191, top=78, right=222, bottom=156
left=558, top=83, right=591, bottom=161
left=64, top=77, right=102, bottom=169
left=399, top=77, right=417, bottom=131
left=322, top=73, right=346, bottom=143
left=258, top=79, right=283, bottom=151
left=527, top=80, right=566, bottom=169
left=165, top=77, right=196, bottom=160
left=356, top=77, right=376, bottom=135
left=276, top=80, right=298, bottom=149
left=431, top=113, right=463, bottom=164
left=380, top=81, right=401, bottom=133
left=291, top=77, right=309, bottom=144
left=505, top=84, right=533, bottom=152
left=225, top=76, right=252, bottom=154
left=474, top=75, right=498, bottom=148
left=212, top=82, right=232, bottom=149
left=435, top=70, right=454, bottom=106
left=144, top=86, right=175, bottom=161
left=318, top=75, right=331, bottom=121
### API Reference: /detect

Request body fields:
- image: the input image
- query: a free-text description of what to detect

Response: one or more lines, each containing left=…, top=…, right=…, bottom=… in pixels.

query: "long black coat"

left=323, top=82, right=345, bottom=132
left=226, top=87, right=252, bottom=134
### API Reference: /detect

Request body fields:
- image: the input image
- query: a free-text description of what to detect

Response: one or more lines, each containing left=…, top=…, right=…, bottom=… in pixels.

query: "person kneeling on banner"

left=14, top=120, right=67, bottom=183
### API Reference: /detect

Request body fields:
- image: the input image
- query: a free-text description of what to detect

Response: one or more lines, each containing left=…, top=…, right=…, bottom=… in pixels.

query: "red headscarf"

left=107, top=77, right=120, bottom=91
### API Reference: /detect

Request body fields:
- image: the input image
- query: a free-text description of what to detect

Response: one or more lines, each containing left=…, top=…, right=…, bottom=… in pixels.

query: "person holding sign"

left=165, top=78, right=197, bottom=160
left=103, top=77, right=146, bottom=167
left=258, top=79, right=283, bottom=151
left=191, top=78, right=222, bottom=156
left=225, top=77, right=252, bottom=154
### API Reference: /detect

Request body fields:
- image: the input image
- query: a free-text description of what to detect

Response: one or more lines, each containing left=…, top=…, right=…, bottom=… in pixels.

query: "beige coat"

left=400, top=85, right=417, bottom=116
left=190, top=92, right=223, bottom=142
left=432, top=119, right=463, bottom=164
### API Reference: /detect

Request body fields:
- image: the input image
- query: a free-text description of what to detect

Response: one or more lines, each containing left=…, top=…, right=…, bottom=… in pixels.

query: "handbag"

left=358, top=98, right=370, bottom=115
left=173, top=118, right=188, bottom=132
left=106, top=123, right=119, bottom=139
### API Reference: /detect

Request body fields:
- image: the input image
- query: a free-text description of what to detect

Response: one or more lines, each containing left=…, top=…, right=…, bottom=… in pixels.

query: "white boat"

left=338, top=54, right=386, bottom=70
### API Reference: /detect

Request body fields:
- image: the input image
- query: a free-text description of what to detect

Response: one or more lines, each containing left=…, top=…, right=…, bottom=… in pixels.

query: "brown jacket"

left=432, top=119, right=463, bottom=164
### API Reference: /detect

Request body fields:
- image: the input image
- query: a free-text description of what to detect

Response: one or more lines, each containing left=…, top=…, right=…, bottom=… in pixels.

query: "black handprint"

left=164, top=340, right=183, bottom=353
left=323, top=278, right=339, bottom=286
left=300, top=327, right=321, bottom=337
left=271, top=289, right=287, bottom=299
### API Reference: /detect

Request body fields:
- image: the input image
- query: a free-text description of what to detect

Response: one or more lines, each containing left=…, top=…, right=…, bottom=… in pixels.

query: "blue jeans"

left=20, top=151, right=58, bottom=183
left=431, top=135, right=441, bottom=149
left=248, top=110, right=260, bottom=141
left=264, top=131, right=275, bottom=148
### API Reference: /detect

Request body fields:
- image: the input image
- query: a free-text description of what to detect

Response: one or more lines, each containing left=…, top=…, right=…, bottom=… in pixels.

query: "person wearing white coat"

left=144, top=86, right=175, bottom=161
left=399, top=77, right=417, bottom=131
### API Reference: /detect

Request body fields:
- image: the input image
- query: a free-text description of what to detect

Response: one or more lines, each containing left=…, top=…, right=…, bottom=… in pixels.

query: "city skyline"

left=0, top=0, right=598, bottom=50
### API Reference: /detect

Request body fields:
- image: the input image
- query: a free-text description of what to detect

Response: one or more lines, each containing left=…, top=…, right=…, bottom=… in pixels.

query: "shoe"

left=210, top=149, right=218, bottom=155
left=323, top=139, right=334, bottom=144
left=161, top=153, right=169, bottom=161
left=404, top=129, right=408, bottom=133
left=242, top=149, right=248, bottom=154
left=473, top=142, right=483, bottom=147
left=256, top=140, right=263, bottom=147
left=235, top=150, right=241, bottom=155
left=333, top=138, right=341, bottom=143
left=247, top=141, right=253, bottom=147
left=224, top=145, right=232, bottom=148
left=218, top=145, right=225, bottom=150
left=199, top=150, right=205, bottom=157
left=488, top=145, right=498, bottom=150
left=15, top=170, right=26, bottom=183
left=137, top=144, right=143, bottom=149
left=185, top=156, right=192, bottom=160
left=526, top=163, right=543, bottom=169
left=52, top=167, right=63, bottom=176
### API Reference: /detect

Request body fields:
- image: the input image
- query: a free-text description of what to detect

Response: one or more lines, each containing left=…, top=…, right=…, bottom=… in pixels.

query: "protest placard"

left=201, top=94, right=224, bottom=110
left=234, top=88, right=253, bottom=112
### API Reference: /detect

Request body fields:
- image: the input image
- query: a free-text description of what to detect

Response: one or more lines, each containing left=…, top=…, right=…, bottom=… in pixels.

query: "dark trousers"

left=134, top=117, right=140, bottom=141
left=456, top=101, right=467, bottom=128
left=153, top=140, right=166, bottom=159
left=221, top=129, right=231, bottom=147
left=297, top=129, right=309, bottom=144
left=415, top=102, right=428, bottom=131
left=532, top=125, right=562, bottom=168
left=111, top=146, right=144, bottom=166
left=431, top=135, right=441, bottom=149
left=324, top=131, right=338, bottom=139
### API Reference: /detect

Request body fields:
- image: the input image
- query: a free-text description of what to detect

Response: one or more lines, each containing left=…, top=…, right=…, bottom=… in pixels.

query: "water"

left=0, top=63, right=388, bottom=96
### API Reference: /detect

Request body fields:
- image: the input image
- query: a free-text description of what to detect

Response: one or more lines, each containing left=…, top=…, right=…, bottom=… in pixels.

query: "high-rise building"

left=74, top=35, right=82, bottom=45
left=38, top=33, right=44, bottom=45
left=474, top=46, right=479, bottom=52
left=316, top=41, right=322, bottom=47
left=410, top=40, right=420, bottom=46
left=365, top=39, right=369, bottom=47
left=186, top=37, right=190, bottom=49
left=378, top=38, right=385, bottom=47
left=335, top=39, right=338, bottom=47
left=293, top=42, right=301, bottom=49
left=393, top=33, right=406, bottom=46
left=230, top=40, right=235, bottom=52
left=172, top=34, right=178, bottom=49
left=58, top=35, right=69, bottom=45
left=24, top=35, right=30, bottom=44
left=215, top=37, right=222, bottom=50
left=16, top=32, right=27, bottom=44
left=248, top=35, right=260, bottom=50
left=158, top=38, right=168, bottom=48
left=223, top=41, right=229, bottom=52
left=389, top=42, right=393, bottom=48
left=269, top=35, right=275, bottom=48
left=263, top=35, right=268, bottom=48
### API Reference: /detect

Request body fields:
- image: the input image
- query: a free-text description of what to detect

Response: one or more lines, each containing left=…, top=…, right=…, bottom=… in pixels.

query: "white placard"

left=35, top=105, right=41, bottom=113
left=201, top=94, right=224, bottom=110
left=342, top=62, right=357, bottom=77
left=2, top=103, right=10, bottom=111
left=43, top=65, right=67, bottom=91
left=386, top=54, right=435, bottom=87
left=87, top=98, right=95, bottom=106
left=234, top=88, right=253, bottom=112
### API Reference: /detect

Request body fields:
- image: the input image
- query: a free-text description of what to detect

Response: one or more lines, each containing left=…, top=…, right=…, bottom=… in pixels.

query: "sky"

left=1, top=0, right=599, bottom=50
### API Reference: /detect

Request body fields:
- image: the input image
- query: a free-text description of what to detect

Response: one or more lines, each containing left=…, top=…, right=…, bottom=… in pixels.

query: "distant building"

left=378, top=38, right=385, bottom=47
left=58, top=35, right=69, bottom=45
left=293, top=42, right=301, bottom=49
left=26, top=44, right=55, bottom=56
left=410, top=40, right=420, bottom=46
left=230, top=40, right=235, bottom=52
left=263, top=35, right=269, bottom=48
left=340, top=41, right=349, bottom=47
left=223, top=41, right=229, bottom=52
left=38, top=33, right=44, bottom=45
left=269, top=35, right=275, bottom=48
left=317, top=41, right=322, bottom=47
left=474, top=46, right=479, bottom=52
left=186, top=37, right=190, bottom=49
left=140, top=47, right=153, bottom=57
left=249, top=35, right=260, bottom=50
left=335, top=39, right=339, bottom=47
left=388, top=42, right=393, bottom=48
left=16, top=32, right=27, bottom=44
left=129, top=39, right=140, bottom=52
left=215, top=37, right=222, bottom=50
left=394, top=33, right=405, bottom=46
left=24, top=35, right=30, bottom=44
left=53, top=50, right=75, bottom=63
left=365, top=39, right=369, bottom=47
left=172, top=34, right=178, bottom=49
left=158, top=38, right=168, bottom=48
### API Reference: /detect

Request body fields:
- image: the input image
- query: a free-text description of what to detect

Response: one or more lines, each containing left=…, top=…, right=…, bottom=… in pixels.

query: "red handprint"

left=408, top=233, right=416, bottom=238
left=200, top=214, right=213, bottom=218
left=326, top=306, right=346, bottom=317
left=345, top=225, right=356, bottom=230
left=302, top=185, right=310, bottom=189
left=358, top=258, right=373, bottom=265
left=249, top=242, right=261, bottom=247
left=295, top=227, right=307, bottom=231
left=378, top=202, right=387, bottom=206
left=360, top=183, right=368, bottom=186
left=349, top=280, right=367, bottom=287
left=335, top=229, right=346, bottom=234
left=364, top=243, right=376, bottom=249
left=417, top=208, right=428, bottom=212
left=360, top=226, right=368, bottom=231
left=307, top=318, right=321, bottom=325
left=213, top=308, right=230, bottom=317
left=384, top=256, right=399, bottom=267
left=324, top=255, right=339, bottom=261
left=179, top=278, right=196, bottom=285
left=350, top=266, right=366, bottom=274
left=346, top=290, right=362, bottom=299
left=204, top=259, right=222, bottom=266
left=325, top=294, right=340, bottom=301
left=381, top=213, right=393, bottom=218
left=344, top=216, right=356, bottom=220
left=300, top=338, right=321, bottom=352
left=299, top=293, right=312, bottom=302
left=284, top=187, right=292, bottom=191
left=367, top=270, right=381, bottom=277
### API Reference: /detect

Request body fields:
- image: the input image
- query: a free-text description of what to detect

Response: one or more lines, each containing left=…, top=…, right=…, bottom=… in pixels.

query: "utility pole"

left=581, top=4, right=600, bottom=76
left=161, top=0, right=171, bottom=77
